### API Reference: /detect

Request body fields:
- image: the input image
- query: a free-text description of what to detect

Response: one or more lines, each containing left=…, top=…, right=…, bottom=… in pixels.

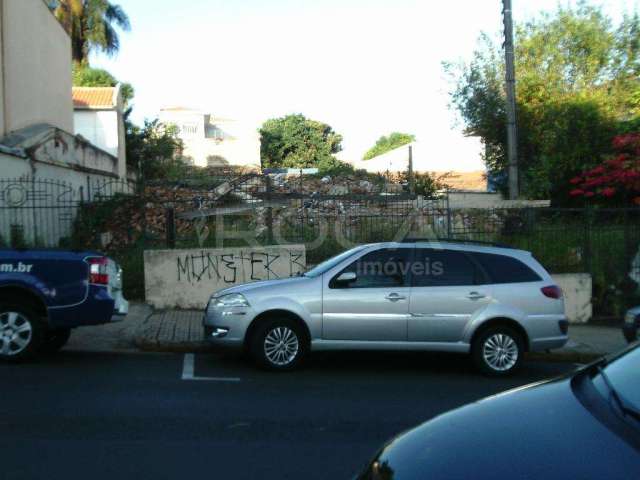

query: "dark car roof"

left=366, top=374, right=640, bottom=479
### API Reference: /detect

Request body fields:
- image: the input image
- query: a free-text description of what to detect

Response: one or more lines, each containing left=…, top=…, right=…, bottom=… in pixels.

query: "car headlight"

left=625, top=312, right=638, bottom=325
left=213, top=293, right=250, bottom=308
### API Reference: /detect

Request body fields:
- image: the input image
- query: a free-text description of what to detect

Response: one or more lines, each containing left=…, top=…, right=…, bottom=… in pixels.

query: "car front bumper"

left=202, top=303, right=254, bottom=348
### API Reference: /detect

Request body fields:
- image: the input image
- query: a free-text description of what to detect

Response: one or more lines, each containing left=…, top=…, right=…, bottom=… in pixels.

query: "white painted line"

left=182, top=353, right=195, bottom=380
left=181, top=354, right=242, bottom=383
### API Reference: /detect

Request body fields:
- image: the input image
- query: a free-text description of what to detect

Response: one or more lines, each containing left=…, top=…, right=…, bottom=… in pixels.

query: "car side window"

left=330, top=248, right=411, bottom=289
left=412, top=249, right=479, bottom=287
left=470, top=252, right=542, bottom=284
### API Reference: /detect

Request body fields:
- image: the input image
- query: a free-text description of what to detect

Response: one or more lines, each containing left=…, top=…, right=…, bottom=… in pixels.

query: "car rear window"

left=470, top=252, right=542, bottom=284
left=412, top=249, right=479, bottom=287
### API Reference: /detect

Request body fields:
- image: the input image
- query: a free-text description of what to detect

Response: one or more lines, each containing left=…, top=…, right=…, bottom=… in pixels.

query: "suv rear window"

left=470, top=252, right=542, bottom=284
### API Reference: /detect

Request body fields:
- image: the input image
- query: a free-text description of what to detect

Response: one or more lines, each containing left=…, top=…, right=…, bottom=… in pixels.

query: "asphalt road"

left=0, top=349, right=576, bottom=480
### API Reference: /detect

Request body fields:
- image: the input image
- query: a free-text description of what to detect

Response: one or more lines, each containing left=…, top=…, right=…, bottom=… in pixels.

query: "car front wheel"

left=472, top=326, right=524, bottom=376
left=0, top=305, right=44, bottom=362
left=250, top=318, right=307, bottom=371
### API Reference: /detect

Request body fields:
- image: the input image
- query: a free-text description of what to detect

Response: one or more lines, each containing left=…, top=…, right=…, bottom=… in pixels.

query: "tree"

left=51, top=0, right=130, bottom=65
left=259, top=114, right=346, bottom=174
left=126, top=119, right=188, bottom=180
left=363, top=132, right=415, bottom=160
left=569, top=133, right=640, bottom=205
left=444, top=4, right=640, bottom=202
left=73, top=65, right=134, bottom=106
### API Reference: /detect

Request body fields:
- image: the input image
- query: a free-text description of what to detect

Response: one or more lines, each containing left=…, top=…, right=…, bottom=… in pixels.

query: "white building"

left=349, top=139, right=488, bottom=191
left=0, top=0, right=129, bottom=246
left=159, top=107, right=260, bottom=169
left=72, top=85, right=127, bottom=179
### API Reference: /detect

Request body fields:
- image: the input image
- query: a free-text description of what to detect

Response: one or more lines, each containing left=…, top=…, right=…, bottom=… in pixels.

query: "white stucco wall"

left=0, top=152, right=129, bottom=246
left=552, top=273, right=593, bottom=324
left=0, top=0, right=74, bottom=135
left=144, top=246, right=307, bottom=309
left=74, top=110, right=120, bottom=158
left=350, top=141, right=485, bottom=174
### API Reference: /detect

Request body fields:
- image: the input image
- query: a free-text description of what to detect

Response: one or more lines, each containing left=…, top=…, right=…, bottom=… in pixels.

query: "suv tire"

left=0, top=304, right=45, bottom=362
left=40, top=328, right=72, bottom=354
left=250, top=318, right=307, bottom=371
left=472, top=325, right=524, bottom=376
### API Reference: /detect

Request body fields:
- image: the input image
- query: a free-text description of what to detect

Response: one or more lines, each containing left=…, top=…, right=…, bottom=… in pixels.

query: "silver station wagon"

left=203, top=240, right=569, bottom=375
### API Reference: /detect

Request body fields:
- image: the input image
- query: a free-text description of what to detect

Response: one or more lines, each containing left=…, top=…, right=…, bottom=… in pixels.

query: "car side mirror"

left=336, top=271, right=357, bottom=283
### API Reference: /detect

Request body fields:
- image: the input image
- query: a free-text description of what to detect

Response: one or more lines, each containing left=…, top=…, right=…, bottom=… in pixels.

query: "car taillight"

left=541, top=285, right=562, bottom=299
left=88, top=257, right=109, bottom=285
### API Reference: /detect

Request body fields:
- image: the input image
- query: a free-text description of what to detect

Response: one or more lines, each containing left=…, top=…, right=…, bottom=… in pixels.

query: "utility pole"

left=503, top=0, right=519, bottom=199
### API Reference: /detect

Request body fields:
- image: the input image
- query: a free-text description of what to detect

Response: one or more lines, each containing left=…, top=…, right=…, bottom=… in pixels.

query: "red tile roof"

left=72, top=87, right=117, bottom=109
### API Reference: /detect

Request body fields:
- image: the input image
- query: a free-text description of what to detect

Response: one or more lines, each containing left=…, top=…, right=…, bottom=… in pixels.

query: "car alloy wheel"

left=482, top=333, right=519, bottom=372
left=263, top=326, right=299, bottom=367
left=0, top=311, right=33, bottom=357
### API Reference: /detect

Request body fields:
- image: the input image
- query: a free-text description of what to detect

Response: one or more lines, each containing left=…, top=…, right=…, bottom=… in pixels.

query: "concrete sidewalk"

left=134, top=309, right=631, bottom=362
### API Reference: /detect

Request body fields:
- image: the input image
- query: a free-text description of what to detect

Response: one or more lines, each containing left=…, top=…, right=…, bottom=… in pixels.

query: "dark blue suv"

left=0, top=249, right=128, bottom=361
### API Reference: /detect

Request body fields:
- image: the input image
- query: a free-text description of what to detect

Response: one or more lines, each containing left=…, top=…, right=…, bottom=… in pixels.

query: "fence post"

left=265, top=174, right=274, bottom=245
left=408, top=145, right=415, bottom=196
left=446, top=202, right=452, bottom=239
left=583, top=207, right=592, bottom=273
left=165, top=205, right=176, bottom=249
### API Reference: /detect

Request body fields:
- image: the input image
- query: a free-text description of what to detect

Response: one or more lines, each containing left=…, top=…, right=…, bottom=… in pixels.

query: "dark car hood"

left=367, top=375, right=640, bottom=480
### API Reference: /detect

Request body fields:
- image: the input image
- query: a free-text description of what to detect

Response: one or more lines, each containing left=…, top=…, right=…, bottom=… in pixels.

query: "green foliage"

left=413, top=172, right=448, bottom=198
left=126, top=119, right=189, bottom=180
left=445, top=4, right=640, bottom=202
left=260, top=114, right=347, bottom=174
left=51, top=0, right=130, bottom=65
left=363, top=132, right=415, bottom=160
left=72, top=65, right=134, bottom=106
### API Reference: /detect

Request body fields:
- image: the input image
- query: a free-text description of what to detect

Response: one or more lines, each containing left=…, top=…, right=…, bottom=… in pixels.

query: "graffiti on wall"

left=176, top=249, right=305, bottom=284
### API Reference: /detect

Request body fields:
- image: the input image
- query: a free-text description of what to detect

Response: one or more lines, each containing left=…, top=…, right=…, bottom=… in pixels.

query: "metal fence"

left=2, top=173, right=638, bottom=317
left=0, top=176, right=133, bottom=247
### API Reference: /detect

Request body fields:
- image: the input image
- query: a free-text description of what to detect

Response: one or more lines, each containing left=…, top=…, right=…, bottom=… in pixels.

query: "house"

left=0, top=0, right=127, bottom=184
left=159, top=107, right=260, bottom=169
left=349, top=140, right=488, bottom=191
left=0, top=0, right=129, bottom=246
left=73, top=85, right=127, bottom=179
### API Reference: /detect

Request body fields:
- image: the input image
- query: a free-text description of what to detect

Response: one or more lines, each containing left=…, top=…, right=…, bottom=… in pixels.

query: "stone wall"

left=144, top=245, right=307, bottom=309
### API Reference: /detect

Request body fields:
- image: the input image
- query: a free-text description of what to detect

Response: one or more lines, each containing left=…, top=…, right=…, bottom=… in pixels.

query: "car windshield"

left=593, top=346, right=640, bottom=413
left=303, top=245, right=368, bottom=278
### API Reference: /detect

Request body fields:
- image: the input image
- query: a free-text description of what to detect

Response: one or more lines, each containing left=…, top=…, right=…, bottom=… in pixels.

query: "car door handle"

left=385, top=293, right=407, bottom=302
left=467, top=292, right=486, bottom=300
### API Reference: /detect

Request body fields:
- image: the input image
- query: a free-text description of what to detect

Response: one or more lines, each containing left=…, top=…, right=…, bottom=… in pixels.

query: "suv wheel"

left=0, top=305, right=44, bottom=362
left=250, top=318, right=307, bottom=371
left=40, top=328, right=72, bottom=354
left=472, top=326, right=523, bottom=376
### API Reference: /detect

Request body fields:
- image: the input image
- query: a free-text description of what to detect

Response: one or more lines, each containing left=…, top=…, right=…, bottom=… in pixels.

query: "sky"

left=92, top=0, right=638, bottom=163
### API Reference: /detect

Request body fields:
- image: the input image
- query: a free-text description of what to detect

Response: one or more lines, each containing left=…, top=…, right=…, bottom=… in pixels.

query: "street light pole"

left=503, top=0, right=519, bottom=199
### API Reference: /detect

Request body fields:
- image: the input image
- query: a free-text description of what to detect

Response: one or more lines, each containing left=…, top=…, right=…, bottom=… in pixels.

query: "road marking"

left=181, top=354, right=242, bottom=382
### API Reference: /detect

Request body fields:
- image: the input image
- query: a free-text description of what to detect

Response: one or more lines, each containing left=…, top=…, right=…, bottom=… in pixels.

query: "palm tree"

left=52, top=0, right=130, bottom=66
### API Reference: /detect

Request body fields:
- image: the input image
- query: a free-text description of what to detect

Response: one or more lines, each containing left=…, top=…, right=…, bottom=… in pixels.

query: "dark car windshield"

left=303, top=245, right=368, bottom=278
left=593, top=346, right=640, bottom=413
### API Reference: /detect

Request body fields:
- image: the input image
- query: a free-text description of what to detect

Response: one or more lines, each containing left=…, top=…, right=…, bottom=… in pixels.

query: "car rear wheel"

left=472, top=326, right=523, bottom=376
left=0, top=305, right=44, bottom=362
left=40, top=328, right=72, bottom=354
left=250, top=318, right=307, bottom=371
